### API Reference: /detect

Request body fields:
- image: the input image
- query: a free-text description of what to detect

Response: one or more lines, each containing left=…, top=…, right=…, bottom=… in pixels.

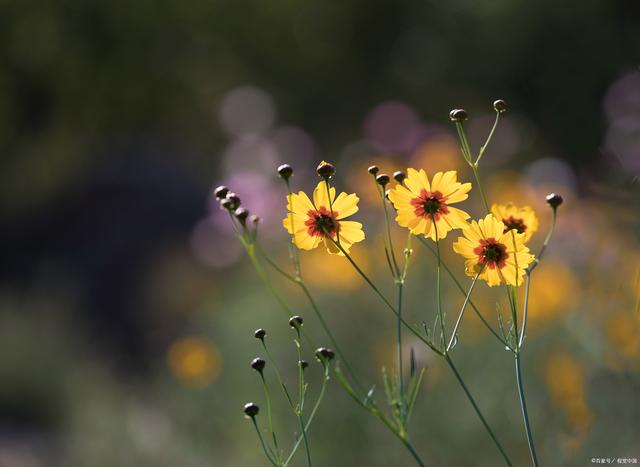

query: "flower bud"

left=251, top=357, right=266, bottom=373
left=493, top=99, right=507, bottom=113
left=315, top=347, right=335, bottom=362
left=449, top=109, right=468, bottom=122
left=393, top=171, right=406, bottom=183
left=368, top=165, right=379, bottom=176
left=277, top=164, right=293, bottom=181
left=288, top=315, right=303, bottom=329
left=243, top=402, right=259, bottom=418
left=299, top=360, right=309, bottom=370
left=214, top=185, right=229, bottom=199
left=249, top=214, right=261, bottom=225
left=235, top=207, right=249, bottom=224
left=316, top=161, right=335, bottom=179
left=225, top=193, right=241, bottom=210
left=220, top=198, right=234, bottom=210
left=376, top=174, right=390, bottom=186
left=545, top=193, right=563, bottom=209
left=254, top=328, right=267, bottom=340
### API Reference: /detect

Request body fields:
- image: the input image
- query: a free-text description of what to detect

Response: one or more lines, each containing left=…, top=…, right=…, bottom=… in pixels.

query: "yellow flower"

left=387, top=169, right=471, bottom=240
left=491, top=202, right=539, bottom=242
left=283, top=181, right=365, bottom=255
left=453, top=214, right=534, bottom=287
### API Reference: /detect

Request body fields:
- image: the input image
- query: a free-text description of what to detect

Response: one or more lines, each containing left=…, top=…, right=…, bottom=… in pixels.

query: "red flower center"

left=410, top=189, right=449, bottom=220
left=305, top=206, right=340, bottom=238
left=503, top=216, right=527, bottom=234
left=473, top=238, right=508, bottom=270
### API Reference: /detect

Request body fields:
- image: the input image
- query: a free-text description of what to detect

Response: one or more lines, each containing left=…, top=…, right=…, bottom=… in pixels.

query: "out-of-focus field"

left=0, top=1, right=639, bottom=466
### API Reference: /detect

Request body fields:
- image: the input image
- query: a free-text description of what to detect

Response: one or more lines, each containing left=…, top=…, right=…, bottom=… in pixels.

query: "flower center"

left=305, top=207, right=340, bottom=238
left=503, top=216, right=527, bottom=234
left=410, top=189, right=449, bottom=220
left=473, top=238, right=508, bottom=270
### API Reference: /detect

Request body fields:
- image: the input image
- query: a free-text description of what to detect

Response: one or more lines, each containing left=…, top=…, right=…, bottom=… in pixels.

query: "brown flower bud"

left=545, top=193, right=563, bottom=209
left=376, top=174, right=390, bottom=186
left=393, top=171, right=406, bottom=183
left=368, top=165, right=379, bottom=176
left=243, top=402, right=259, bottom=418
left=493, top=99, right=507, bottom=113
left=277, top=164, right=293, bottom=180
left=449, top=109, right=468, bottom=122
left=316, top=161, right=335, bottom=179
left=214, top=185, right=229, bottom=199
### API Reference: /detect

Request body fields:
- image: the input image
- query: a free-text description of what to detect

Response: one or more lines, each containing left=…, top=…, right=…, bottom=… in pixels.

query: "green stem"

left=434, top=232, right=446, bottom=350
left=295, top=332, right=312, bottom=467
left=471, top=163, right=490, bottom=214
left=446, top=271, right=482, bottom=352
left=445, top=355, right=514, bottom=467
left=515, top=353, right=540, bottom=467
left=260, top=374, right=280, bottom=461
left=325, top=235, right=442, bottom=355
left=476, top=112, right=501, bottom=165
left=416, top=237, right=510, bottom=348
left=252, top=418, right=279, bottom=467
left=518, top=272, right=532, bottom=348
left=283, top=365, right=330, bottom=467
left=529, top=208, right=557, bottom=273
left=397, top=282, right=405, bottom=418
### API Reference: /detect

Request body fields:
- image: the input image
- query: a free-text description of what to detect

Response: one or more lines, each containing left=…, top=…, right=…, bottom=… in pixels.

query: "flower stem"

left=515, top=353, right=540, bottom=467
left=445, top=354, right=514, bottom=467
left=446, top=271, right=482, bottom=352
left=252, top=418, right=280, bottom=467
left=283, top=364, right=330, bottom=467
left=397, top=281, right=405, bottom=418
left=260, top=374, right=281, bottom=461
left=470, top=163, right=490, bottom=214
left=476, top=111, right=501, bottom=165
left=416, top=237, right=510, bottom=348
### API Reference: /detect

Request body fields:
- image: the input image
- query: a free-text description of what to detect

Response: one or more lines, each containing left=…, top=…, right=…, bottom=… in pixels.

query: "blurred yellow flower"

left=388, top=169, right=471, bottom=240
left=453, top=214, right=534, bottom=287
left=283, top=181, right=365, bottom=255
left=302, top=246, right=367, bottom=290
left=544, top=352, right=593, bottom=434
left=491, top=202, right=539, bottom=242
left=606, top=312, right=640, bottom=358
left=522, top=260, right=579, bottom=329
left=168, top=337, right=222, bottom=387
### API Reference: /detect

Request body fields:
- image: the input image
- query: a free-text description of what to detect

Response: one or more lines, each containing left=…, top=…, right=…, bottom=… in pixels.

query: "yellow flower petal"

left=313, top=181, right=336, bottom=210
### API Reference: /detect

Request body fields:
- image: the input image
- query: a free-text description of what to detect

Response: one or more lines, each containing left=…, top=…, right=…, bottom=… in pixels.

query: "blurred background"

left=1, top=0, right=639, bottom=466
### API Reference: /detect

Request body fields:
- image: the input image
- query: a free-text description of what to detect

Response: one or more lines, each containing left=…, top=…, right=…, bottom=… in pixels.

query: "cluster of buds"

left=214, top=185, right=260, bottom=228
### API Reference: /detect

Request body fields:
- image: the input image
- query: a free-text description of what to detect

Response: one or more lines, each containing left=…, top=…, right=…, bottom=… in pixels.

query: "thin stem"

left=515, top=353, right=540, bottom=467
left=434, top=231, right=446, bottom=350
left=283, top=365, right=330, bottom=467
left=261, top=341, right=295, bottom=409
left=379, top=183, right=400, bottom=277
left=337, top=369, right=427, bottom=467
left=446, top=271, right=482, bottom=352
left=518, top=272, right=532, bottom=348
left=471, top=163, right=490, bottom=214
left=324, top=234, right=442, bottom=355
left=260, top=374, right=280, bottom=461
left=445, top=355, right=514, bottom=467
left=476, top=112, right=501, bottom=165
left=416, top=237, right=510, bottom=348
left=252, top=418, right=279, bottom=467
left=324, top=179, right=340, bottom=244
left=397, top=282, right=405, bottom=418
left=529, top=208, right=557, bottom=273
left=295, top=332, right=312, bottom=467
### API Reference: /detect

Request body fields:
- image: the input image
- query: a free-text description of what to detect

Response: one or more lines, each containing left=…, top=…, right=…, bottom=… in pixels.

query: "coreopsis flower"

left=491, top=203, right=539, bottom=242
left=283, top=181, right=364, bottom=255
left=387, top=169, right=471, bottom=240
left=453, top=214, right=534, bottom=287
